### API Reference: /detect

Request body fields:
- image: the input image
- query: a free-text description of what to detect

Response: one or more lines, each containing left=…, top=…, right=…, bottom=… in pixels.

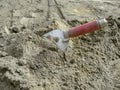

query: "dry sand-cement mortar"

left=0, top=0, right=120, bottom=90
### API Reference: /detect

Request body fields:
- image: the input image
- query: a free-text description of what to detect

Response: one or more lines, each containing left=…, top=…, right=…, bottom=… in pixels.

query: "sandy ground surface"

left=0, top=0, right=120, bottom=90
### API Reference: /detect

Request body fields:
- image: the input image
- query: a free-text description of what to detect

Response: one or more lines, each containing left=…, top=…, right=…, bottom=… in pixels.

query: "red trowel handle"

left=68, top=19, right=108, bottom=38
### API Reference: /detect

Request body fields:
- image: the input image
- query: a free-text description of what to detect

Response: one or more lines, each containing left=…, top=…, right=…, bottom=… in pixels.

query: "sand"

left=0, top=0, right=120, bottom=90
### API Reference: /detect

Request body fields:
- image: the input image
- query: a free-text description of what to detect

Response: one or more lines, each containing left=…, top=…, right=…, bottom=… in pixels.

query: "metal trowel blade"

left=43, top=30, right=69, bottom=51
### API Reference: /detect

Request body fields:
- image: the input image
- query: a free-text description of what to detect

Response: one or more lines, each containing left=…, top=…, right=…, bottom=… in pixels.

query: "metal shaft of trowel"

left=64, top=19, right=108, bottom=38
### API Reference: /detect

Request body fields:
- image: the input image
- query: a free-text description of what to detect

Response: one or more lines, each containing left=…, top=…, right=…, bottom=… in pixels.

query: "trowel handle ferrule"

left=68, top=19, right=108, bottom=38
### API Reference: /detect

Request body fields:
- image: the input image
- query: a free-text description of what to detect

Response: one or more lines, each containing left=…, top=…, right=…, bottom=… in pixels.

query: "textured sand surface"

left=0, top=0, right=120, bottom=90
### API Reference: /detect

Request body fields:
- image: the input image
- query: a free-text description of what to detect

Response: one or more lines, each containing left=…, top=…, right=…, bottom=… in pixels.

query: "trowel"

left=43, top=19, right=108, bottom=51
